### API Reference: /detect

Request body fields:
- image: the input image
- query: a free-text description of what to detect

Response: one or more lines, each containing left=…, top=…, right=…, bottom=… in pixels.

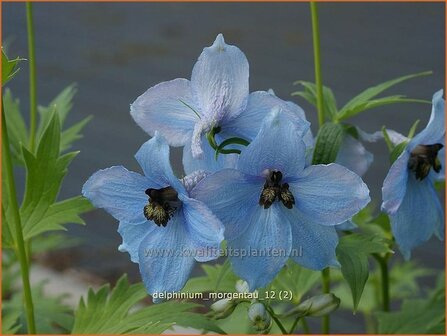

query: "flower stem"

left=301, top=317, right=310, bottom=334
left=265, top=305, right=287, bottom=334
left=310, top=1, right=325, bottom=127
left=321, top=267, right=330, bottom=334
left=2, top=105, right=36, bottom=334
left=26, top=2, right=38, bottom=152
left=373, top=254, right=390, bottom=311
left=288, top=314, right=302, bottom=334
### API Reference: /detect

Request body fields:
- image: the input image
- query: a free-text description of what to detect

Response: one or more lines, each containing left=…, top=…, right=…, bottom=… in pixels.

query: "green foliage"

left=1, top=309, right=22, bottom=334
left=183, top=263, right=240, bottom=293
left=72, top=274, right=224, bottom=334
left=336, top=233, right=392, bottom=311
left=3, top=282, right=74, bottom=334
left=312, top=122, right=345, bottom=164
left=292, top=81, right=338, bottom=119
left=376, top=273, right=445, bottom=334
left=2, top=48, right=25, bottom=85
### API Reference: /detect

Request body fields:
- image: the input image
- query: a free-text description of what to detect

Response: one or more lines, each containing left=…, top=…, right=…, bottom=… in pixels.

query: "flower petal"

left=336, top=220, right=358, bottom=231
left=135, top=133, right=186, bottom=194
left=82, top=166, right=154, bottom=224
left=130, top=78, right=198, bottom=146
left=191, top=169, right=264, bottom=240
left=138, top=214, right=195, bottom=298
left=336, top=135, right=373, bottom=177
left=181, top=197, right=224, bottom=262
left=191, top=34, right=249, bottom=124
left=237, top=109, right=307, bottom=178
left=228, top=204, right=292, bottom=290
left=286, top=209, right=340, bottom=270
left=118, top=221, right=154, bottom=263
left=390, top=175, right=444, bottom=259
left=289, top=163, right=370, bottom=225
left=381, top=150, right=410, bottom=215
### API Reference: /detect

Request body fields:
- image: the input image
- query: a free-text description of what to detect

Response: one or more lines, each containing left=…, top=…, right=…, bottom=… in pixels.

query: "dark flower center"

left=408, top=143, right=443, bottom=181
left=144, top=186, right=181, bottom=227
left=259, top=170, right=295, bottom=209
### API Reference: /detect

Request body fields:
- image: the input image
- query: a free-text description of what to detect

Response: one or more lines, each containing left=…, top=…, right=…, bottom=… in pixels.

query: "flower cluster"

left=82, top=34, right=444, bottom=298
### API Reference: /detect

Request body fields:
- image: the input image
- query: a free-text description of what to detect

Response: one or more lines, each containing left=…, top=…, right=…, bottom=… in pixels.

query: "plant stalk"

left=26, top=2, right=38, bottom=152
left=265, top=305, right=288, bottom=334
left=374, top=254, right=390, bottom=312
left=321, top=267, right=330, bottom=334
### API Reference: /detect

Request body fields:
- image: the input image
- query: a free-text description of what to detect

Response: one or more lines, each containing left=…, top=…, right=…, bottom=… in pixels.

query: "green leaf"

left=2, top=48, right=25, bottom=85
left=336, top=71, right=432, bottom=121
left=60, top=115, right=93, bottom=152
left=292, top=81, right=338, bottom=119
left=312, top=122, right=345, bottom=164
left=1, top=309, right=21, bottom=334
left=336, top=233, right=392, bottom=311
left=390, top=141, right=408, bottom=164
left=407, top=119, right=420, bottom=138
left=183, top=263, right=239, bottom=293
left=72, top=274, right=223, bottom=334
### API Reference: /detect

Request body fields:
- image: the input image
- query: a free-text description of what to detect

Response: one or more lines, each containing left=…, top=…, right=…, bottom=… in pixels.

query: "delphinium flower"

left=130, top=34, right=309, bottom=174
left=382, top=90, right=445, bottom=259
left=82, top=133, right=224, bottom=297
left=191, top=109, right=370, bottom=289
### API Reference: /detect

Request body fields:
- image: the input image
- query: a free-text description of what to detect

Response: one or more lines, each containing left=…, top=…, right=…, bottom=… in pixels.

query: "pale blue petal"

left=237, top=109, right=307, bottom=178
left=336, top=220, right=358, bottom=231
left=286, top=209, right=339, bottom=270
left=409, top=89, right=445, bottom=150
left=390, top=175, right=444, bottom=259
left=336, top=135, right=373, bottom=177
left=138, top=214, right=195, bottom=298
left=130, top=78, right=198, bottom=146
left=182, top=135, right=238, bottom=174
left=436, top=146, right=445, bottom=181
left=381, top=150, right=410, bottom=215
left=191, top=34, right=249, bottom=124
left=289, top=163, right=370, bottom=225
left=82, top=166, right=154, bottom=224
left=118, top=221, right=154, bottom=263
left=228, top=204, right=292, bottom=290
left=135, top=133, right=186, bottom=195
left=191, top=169, right=264, bottom=240
left=181, top=196, right=224, bottom=262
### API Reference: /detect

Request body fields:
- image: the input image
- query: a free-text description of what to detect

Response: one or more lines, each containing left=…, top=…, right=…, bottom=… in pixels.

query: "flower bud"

left=248, top=303, right=272, bottom=333
left=210, top=298, right=236, bottom=319
left=235, top=280, right=250, bottom=293
left=296, top=293, right=340, bottom=317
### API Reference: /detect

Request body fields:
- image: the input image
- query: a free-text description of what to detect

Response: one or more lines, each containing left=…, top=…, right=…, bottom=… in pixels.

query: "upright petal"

left=289, top=163, right=370, bottom=225
left=286, top=209, right=340, bottom=270
left=181, top=197, right=224, bottom=262
left=381, top=150, right=410, bottom=215
left=138, top=214, right=195, bottom=298
left=237, top=109, right=307, bottom=178
left=82, top=166, right=154, bottom=224
left=191, top=34, right=249, bottom=124
left=390, top=175, right=444, bottom=259
left=191, top=169, right=264, bottom=240
left=130, top=79, right=198, bottom=146
left=135, top=133, right=186, bottom=194
left=118, top=221, right=154, bottom=263
left=336, top=135, right=373, bottom=177
left=228, top=204, right=292, bottom=290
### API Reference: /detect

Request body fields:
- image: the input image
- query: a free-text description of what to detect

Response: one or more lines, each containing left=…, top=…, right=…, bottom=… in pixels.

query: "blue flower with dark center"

left=382, top=90, right=445, bottom=259
left=82, top=133, right=224, bottom=298
left=191, top=109, right=370, bottom=289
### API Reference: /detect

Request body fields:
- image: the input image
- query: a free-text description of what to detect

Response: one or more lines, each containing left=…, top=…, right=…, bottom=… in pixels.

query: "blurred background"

left=3, top=2, right=445, bottom=332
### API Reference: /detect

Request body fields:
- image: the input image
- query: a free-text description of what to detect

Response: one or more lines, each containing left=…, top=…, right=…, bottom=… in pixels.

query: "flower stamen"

left=259, top=170, right=295, bottom=209
left=144, top=186, right=181, bottom=226
left=408, top=143, right=443, bottom=180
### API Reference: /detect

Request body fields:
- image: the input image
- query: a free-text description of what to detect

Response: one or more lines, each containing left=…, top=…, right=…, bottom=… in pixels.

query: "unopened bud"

left=235, top=280, right=250, bottom=293
left=210, top=298, right=236, bottom=319
left=248, top=303, right=272, bottom=333
left=296, top=293, right=340, bottom=317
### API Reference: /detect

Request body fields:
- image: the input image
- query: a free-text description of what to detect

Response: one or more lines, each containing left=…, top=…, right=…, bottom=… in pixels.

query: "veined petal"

left=289, top=163, right=370, bottom=225
left=191, top=34, right=249, bottom=124
left=118, top=221, right=154, bottom=263
left=237, top=109, right=307, bottom=178
left=138, top=214, right=195, bottom=298
left=436, top=146, right=445, bottom=181
left=135, top=133, right=186, bottom=195
left=286, top=209, right=340, bottom=270
left=181, top=197, right=224, bottom=262
left=409, top=89, right=445, bottom=150
left=228, top=204, right=292, bottom=290
left=381, top=150, right=410, bottom=215
left=191, top=169, right=264, bottom=240
left=336, top=135, right=373, bottom=177
left=390, top=175, right=444, bottom=260
left=130, top=78, right=198, bottom=146
left=82, top=166, right=154, bottom=224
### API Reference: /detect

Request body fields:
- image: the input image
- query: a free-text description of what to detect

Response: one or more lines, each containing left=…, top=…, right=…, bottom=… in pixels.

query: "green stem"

left=310, top=1, right=325, bottom=127
left=2, top=106, right=36, bottom=334
left=288, top=314, right=302, bottom=334
left=373, top=254, right=390, bottom=312
left=265, top=305, right=288, bottom=334
left=26, top=2, right=38, bottom=152
left=321, top=267, right=330, bottom=334
left=301, top=317, right=310, bottom=334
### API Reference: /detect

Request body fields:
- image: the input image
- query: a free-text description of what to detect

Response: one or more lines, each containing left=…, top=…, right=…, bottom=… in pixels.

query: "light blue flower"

left=382, top=90, right=445, bottom=259
left=130, top=34, right=309, bottom=174
left=82, top=133, right=224, bottom=298
left=191, top=109, right=370, bottom=289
